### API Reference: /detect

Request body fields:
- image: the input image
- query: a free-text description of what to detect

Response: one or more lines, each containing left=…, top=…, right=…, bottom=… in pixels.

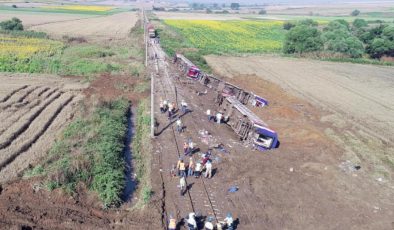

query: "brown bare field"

left=0, top=12, right=92, bottom=28
left=30, top=12, right=139, bottom=41
left=0, top=73, right=87, bottom=184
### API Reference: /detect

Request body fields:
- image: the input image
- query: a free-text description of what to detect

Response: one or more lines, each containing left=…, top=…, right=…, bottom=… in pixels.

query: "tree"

left=322, top=20, right=364, bottom=58
left=351, top=9, right=360, bottom=16
left=0, top=17, right=23, bottom=31
left=366, top=38, right=392, bottom=58
left=298, top=19, right=318, bottom=27
left=283, top=22, right=295, bottom=30
left=230, top=3, right=240, bottom=10
left=283, top=24, right=323, bottom=54
left=382, top=25, right=394, bottom=41
left=353, top=19, right=368, bottom=29
left=258, top=9, right=266, bottom=15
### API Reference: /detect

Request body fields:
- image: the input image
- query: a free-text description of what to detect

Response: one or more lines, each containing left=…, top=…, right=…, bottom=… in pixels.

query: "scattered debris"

left=339, top=161, right=361, bottom=174
left=228, top=186, right=239, bottom=193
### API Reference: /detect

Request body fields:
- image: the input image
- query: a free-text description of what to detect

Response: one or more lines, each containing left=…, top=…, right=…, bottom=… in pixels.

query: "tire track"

left=0, top=90, right=62, bottom=150
left=0, top=93, right=74, bottom=171
left=0, top=85, right=28, bottom=103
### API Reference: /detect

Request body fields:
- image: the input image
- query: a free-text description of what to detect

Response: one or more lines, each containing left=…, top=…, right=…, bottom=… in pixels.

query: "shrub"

left=283, top=22, right=295, bottom=30
left=0, top=17, right=24, bottom=31
left=351, top=9, right=360, bottom=16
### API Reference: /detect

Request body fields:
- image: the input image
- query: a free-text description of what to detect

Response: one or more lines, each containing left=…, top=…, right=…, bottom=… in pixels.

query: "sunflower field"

left=0, top=34, right=63, bottom=72
left=163, top=19, right=285, bottom=53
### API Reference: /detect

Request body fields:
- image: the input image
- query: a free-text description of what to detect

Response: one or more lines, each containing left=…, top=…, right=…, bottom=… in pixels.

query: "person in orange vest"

left=179, top=159, right=186, bottom=177
left=168, top=215, right=177, bottom=230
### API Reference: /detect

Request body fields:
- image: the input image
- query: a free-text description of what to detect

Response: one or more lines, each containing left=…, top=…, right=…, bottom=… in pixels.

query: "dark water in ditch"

left=121, top=108, right=136, bottom=202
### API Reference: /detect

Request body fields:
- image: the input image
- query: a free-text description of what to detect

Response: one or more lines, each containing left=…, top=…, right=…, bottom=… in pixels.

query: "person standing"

left=187, top=213, right=197, bottom=230
left=204, top=218, right=214, bottom=230
left=180, top=176, right=186, bottom=196
left=224, top=212, right=234, bottom=230
left=179, top=159, right=186, bottom=177
left=159, top=101, right=164, bottom=113
left=206, top=109, right=213, bottom=121
left=168, top=215, right=177, bottom=230
left=205, top=160, right=212, bottom=179
left=183, top=142, right=189, bottom=155
left=188, top=157, right=194, bottom=177
left=216, top=112, right=223, bottom=124
left=187, top=141, right=194, bottom=155
left=181, top=99, right=188, bottom=113
left=194, top=161, right=202, bottom=178
left=176, top=118, right=183, bottom=133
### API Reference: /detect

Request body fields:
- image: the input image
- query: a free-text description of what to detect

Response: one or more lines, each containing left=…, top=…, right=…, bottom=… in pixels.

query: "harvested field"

left=0, top=12, right=92, bottom=28
left=30, top=12, right=139, bottom=41
left=0, top=73, right=86, bottom=183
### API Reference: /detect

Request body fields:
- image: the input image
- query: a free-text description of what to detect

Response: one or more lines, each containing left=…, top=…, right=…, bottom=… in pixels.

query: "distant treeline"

left=283, top=19, right=394, bottom=60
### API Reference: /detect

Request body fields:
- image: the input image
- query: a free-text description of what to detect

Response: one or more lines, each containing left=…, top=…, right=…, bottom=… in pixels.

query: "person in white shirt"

left=187, top=213, right=197, bottom=230
left=181, top=99, right=188, bottom=113
left=206, top=109, right=213, bottom=121
left=194, top=162, right=202, bottom=178
left=205, top=160, right=212, bottom=179
left=216, top=112, right=223, bottom=124
left=224, top=212, right=234, bottom=230
left=176, top=119, right=183, bottom=133
left=204, top=219, right=214, bottom=230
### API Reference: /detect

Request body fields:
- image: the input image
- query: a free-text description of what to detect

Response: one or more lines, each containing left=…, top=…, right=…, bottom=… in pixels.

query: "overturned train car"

left=219, top=96, right=278, bottom=150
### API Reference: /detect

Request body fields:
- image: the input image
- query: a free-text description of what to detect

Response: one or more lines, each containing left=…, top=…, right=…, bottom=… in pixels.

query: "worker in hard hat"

left=168, top=215, right=177, bottom=230
left=224, top=212, right=234, bottom=230
left=186, top=212, right=197, bottom=230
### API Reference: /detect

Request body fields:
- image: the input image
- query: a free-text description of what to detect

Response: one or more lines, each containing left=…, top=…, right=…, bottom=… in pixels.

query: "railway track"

left=149, top=39, right=221, bottom=227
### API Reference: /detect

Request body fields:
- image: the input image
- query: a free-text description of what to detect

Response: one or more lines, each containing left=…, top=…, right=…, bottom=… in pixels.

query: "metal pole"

left=150, top=73, right=155, bottom=138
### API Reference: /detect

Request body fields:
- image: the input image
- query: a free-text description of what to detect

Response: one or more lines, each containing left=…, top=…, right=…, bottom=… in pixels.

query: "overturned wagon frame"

left=219, top=96, right=278, bottom=150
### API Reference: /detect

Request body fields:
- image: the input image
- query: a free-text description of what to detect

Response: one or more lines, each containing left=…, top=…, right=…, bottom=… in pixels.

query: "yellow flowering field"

left=0, top=35, right=63, bottom=59
left=164, top=20, right=285, bottom=53
left=42, top=5, right=114, bottom=12
left=0, top=34, right=63, bottom=72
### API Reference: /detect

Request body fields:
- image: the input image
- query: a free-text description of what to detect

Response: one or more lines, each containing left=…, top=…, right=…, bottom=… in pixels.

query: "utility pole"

left=150, top=73, right=155, bottom=138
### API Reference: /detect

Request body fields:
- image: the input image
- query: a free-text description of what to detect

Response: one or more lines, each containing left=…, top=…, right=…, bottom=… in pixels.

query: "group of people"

left=160, top=99, right=189, bottom=121
left=175, top=150, right=214, bottom=196
left=206, top=109, right=225, bottom=124
left=168, top=212, right=235, bottom=230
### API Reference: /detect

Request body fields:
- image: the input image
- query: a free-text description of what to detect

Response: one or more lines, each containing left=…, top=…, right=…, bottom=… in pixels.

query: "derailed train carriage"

left=174, top=53, right=279, bottom=150
left=219, top=96, right=278, bottom=150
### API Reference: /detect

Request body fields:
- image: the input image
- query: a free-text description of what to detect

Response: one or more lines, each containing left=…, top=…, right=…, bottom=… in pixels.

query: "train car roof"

left=226, top=96, right=269, bottom=127
left=176, top=54, right=195, bottom=67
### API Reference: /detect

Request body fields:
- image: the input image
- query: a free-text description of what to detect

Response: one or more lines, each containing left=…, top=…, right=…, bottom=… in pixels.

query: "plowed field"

left=0, top=73, right=86, bottom=183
